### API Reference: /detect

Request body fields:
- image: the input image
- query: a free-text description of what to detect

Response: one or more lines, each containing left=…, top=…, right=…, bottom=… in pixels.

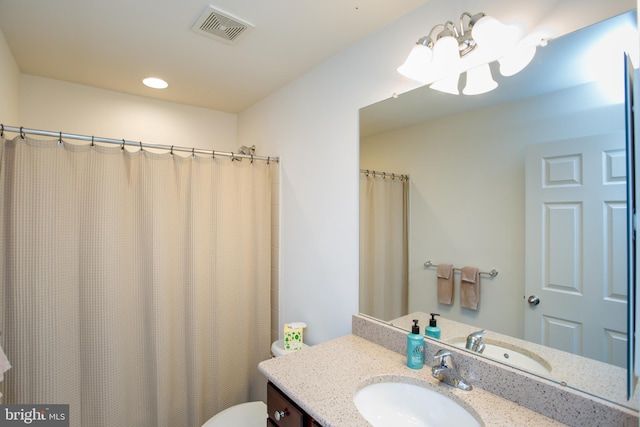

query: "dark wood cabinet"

left=267, top=382, right=321, bottom=427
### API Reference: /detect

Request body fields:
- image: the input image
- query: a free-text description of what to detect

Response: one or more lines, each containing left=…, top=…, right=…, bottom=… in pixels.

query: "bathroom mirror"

left=359, top=10, right=639, bottom=409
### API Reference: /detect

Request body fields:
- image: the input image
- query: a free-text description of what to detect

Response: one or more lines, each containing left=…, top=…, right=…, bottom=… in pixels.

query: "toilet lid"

left=271, top=338, right=309, bottom=357
left=202, top=401, right=266, bottom=427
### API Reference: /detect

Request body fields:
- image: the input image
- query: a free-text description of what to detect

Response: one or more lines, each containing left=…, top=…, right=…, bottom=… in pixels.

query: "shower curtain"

left=359, top=173, right=408, bottom=321
left=0, top=135, right=272, bottom=427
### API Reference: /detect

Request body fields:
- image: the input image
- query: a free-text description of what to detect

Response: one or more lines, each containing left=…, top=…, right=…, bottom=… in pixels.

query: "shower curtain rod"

left=0, top=124, right=279, bottom=163
left=360, top=168, right=409, bottom=180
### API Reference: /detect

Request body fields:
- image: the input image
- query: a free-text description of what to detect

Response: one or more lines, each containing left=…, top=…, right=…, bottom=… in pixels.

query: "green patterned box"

left=283, top=322, right=307, bottom=351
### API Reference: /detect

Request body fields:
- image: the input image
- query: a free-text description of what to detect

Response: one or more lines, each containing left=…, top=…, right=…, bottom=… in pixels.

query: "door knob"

left=274, top=409, right=287, bottom=421
left=527, top=295, right=540, bottom=306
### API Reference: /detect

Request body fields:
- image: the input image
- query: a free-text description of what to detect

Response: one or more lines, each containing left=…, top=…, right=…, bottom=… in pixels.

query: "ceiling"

left=1, top=1, right=636, bottom=117
left=0, top=0, right=427, bottom=114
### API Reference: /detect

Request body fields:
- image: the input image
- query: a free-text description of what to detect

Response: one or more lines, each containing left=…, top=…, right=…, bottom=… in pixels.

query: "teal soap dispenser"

left=425, top=313, right=441, bottom=339
left=406, top=319, right=424, bottom=369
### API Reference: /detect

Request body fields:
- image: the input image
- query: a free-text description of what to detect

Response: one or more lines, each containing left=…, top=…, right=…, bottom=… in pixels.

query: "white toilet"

left=270, top=338, right=310, bottom=357
left=201, top=339, right=310, bottom=427
left=201, top=401, right=267, bottom=427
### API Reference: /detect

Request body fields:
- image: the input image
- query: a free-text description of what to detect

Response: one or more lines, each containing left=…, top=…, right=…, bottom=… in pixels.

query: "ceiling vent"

left=191, top=6, right=254, bottom=45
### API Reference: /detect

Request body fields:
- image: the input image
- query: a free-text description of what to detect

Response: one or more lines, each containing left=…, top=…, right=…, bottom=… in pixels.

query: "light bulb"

left=498, top=45, right=537, bottom=76
left=463, top=63, right=498, bottom=95
left=471, top=16, right=519, bottom=54
left=143, top=77, right=168, bottom=89
left=397, top=44, right=433, bottom=82
left=431, top=36, right=461, bottom=81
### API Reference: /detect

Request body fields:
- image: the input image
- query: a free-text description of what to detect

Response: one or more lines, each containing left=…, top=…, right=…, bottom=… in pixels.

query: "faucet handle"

left=466, top=329, right=487, bottom=351
left=467, top=329, right=487, bottom=340
left=433, top=349, right=454, bottom=368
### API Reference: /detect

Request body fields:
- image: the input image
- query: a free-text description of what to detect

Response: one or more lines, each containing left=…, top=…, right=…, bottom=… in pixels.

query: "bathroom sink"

left=449, top=338, right=552, bottom=376
left=353, top=381, right=481, bottom=427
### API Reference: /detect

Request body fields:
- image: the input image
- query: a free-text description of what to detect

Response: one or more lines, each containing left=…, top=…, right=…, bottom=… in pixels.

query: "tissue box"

left=283, top=322, right=306, bottom=351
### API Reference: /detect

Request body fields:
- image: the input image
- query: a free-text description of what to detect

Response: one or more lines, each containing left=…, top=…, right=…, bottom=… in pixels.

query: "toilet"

left=201, top=401, right=267, bottom=427
left=201, top=339, right=309, bottom=427
left=270, top=338, right=310, bottom=357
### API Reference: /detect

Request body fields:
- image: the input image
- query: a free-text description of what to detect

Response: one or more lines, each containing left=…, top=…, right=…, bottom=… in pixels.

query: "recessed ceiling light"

left=143, top=77, right=168, bottom=89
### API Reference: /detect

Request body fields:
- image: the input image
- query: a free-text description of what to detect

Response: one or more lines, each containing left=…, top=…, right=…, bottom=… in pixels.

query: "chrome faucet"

left=465, top=329, right=486, bottom=354
left=431, top=349, right=472, bottom=391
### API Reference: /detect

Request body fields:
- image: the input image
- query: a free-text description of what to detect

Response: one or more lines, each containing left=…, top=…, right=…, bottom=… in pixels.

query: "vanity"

left=259, top=314, right=639, bottom=426
left=266, top=381, right=321, bottom=426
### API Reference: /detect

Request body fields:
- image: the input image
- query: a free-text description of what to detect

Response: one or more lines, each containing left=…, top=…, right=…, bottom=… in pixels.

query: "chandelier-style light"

left=398, top=12, right=541, bottom=95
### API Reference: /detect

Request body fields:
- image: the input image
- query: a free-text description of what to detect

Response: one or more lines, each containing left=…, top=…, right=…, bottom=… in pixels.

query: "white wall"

left=238, top=0, right=635, bottom=345
left=361, top=83, right=624, bottom=338
left=18, top=75, right=237, bottom=152
left=0, top=27, right=20, bottom=125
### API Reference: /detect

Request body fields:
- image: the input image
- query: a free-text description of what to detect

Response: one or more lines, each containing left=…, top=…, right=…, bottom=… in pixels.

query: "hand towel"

left=460, top=266, right=480, bottom=310
left=437, top=263, right=454, bottom=305
left=0, top=343, right=10, bottom=382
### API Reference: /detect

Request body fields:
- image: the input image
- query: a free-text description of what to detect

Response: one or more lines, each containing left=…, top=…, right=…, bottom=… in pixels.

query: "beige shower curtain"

left=359, top=173, right=408, bottom=321
left=0, top=136, right=272, bottom=427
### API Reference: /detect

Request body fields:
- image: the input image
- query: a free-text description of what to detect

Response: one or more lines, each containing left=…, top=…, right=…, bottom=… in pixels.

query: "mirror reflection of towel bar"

left=424, top=260, right=498, bottom=278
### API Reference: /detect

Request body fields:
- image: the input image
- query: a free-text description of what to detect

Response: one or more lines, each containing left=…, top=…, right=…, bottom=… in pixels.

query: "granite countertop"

left=259, top=334, right=566, bottom=426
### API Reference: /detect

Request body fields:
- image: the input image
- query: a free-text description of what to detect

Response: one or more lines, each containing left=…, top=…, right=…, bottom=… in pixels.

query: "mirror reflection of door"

left=524, top=131, right=627, bottom=367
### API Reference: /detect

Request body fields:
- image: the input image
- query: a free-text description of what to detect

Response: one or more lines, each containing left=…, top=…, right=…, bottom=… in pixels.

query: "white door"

left=524, top=131, right=628, bottom=367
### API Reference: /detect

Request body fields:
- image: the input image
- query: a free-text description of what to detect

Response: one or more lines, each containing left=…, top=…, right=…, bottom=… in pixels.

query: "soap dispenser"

left=425, top=313, right=441, bottom=339
left=406, top=319, right=424, bottom=369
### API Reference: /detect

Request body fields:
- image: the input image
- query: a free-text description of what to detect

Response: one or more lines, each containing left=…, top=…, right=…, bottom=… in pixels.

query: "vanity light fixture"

left=142, top=77, right=169, bottom=89
left=397, top=12, right=541, bottom=95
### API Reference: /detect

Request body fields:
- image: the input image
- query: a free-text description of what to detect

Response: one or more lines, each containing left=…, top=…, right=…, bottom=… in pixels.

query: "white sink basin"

left=449, top=339, right=552, bottom=376
left=354, top=381, right=481, bottom=427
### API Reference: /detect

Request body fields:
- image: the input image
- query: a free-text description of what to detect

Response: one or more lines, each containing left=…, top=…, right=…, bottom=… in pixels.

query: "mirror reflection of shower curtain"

left=359, top=173, right=408, bottom=321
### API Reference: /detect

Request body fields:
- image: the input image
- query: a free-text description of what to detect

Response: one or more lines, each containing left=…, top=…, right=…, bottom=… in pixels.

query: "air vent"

left=191, top=6, right=254, bottom=45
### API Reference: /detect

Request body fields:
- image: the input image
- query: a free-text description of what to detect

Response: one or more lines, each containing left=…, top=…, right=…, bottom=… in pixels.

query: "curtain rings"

left=170, top=145, right=174, bottom=155
left=19, top=127, right=25, bottom=139
left=58, top=131, right=63, bottom=144
left=0, top=124, right=4, bottom=137
left=250, top=154, right=254, bottom=164
left=212, top=150, right=215, bottom=159
left=121, top=139, right=125, bottom=150
left=267, top=156, right=270, bottom=165
left=192, top=147, right=195, bottom=158
left=139, top=141, right=143, bottom=152
left=91, top=136, right=95, bottom=147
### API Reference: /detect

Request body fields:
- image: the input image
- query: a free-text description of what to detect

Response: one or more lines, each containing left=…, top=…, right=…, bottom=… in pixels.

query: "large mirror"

left=359, top=10, right=639, bottom=409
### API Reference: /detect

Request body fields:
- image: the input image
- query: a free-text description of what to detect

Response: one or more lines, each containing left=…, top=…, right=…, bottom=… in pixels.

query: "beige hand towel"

left=437, top=263, right=454, bottom=305
left=460, top=266, right=480, bottom=310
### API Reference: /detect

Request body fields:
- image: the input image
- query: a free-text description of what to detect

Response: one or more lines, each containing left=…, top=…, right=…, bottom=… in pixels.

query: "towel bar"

left=424, top=260, right=498, bottom=278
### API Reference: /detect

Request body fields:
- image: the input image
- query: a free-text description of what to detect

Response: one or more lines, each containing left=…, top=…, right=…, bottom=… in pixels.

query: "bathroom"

left=0, top=0, right=638, bottom=426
